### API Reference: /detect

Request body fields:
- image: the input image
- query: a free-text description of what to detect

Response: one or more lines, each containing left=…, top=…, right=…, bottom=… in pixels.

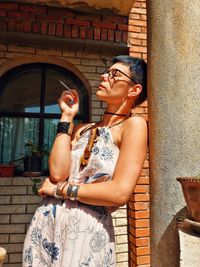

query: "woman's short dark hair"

left=112, top=55, right=147, bottom=106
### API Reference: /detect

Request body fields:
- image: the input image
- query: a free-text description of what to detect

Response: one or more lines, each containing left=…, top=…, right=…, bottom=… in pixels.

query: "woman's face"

left=96, top=62, right=134, bottom=105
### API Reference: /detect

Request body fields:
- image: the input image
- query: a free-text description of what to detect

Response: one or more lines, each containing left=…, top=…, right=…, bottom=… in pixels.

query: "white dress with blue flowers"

left=23, top=126, right=120, bottom=267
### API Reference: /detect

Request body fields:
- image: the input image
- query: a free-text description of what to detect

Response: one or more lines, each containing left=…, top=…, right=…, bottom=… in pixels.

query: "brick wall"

left=128, top=1, right=149, bottom=267
left=0, top=2, right=128, bottom=44
left=0, top=1, right=149, bottom=266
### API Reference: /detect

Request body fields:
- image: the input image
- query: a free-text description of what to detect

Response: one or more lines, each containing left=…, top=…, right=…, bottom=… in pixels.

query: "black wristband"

left=57, top=122, right=74, bottom=136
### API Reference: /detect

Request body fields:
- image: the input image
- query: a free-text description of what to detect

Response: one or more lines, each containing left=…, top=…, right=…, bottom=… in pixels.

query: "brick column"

left=128, top=1, right=150, bottom=267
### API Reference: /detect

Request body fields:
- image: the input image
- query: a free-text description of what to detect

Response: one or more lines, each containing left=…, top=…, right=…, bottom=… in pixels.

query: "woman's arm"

left=76, top=116, right=148, bottom=206
left=49, top=90, right=79, bottom=182
left=40, top=116, right=147, bottom=206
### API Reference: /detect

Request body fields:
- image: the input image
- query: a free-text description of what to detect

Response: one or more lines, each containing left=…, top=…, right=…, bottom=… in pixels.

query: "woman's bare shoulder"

left=124, top=115, right=147, bottom=128
left=120, top=115, right=148, bottom=140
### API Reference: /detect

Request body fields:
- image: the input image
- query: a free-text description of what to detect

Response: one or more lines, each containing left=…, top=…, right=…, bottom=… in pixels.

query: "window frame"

left=0, top=63, right=89, bottom=150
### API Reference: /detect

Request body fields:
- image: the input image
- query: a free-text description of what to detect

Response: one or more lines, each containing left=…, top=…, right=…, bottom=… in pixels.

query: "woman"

left=23, top=55, right=147, bottom=266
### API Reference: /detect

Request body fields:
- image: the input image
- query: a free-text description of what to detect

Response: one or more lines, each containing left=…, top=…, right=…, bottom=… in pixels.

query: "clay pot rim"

left=177, top=177, right=200, bottom=183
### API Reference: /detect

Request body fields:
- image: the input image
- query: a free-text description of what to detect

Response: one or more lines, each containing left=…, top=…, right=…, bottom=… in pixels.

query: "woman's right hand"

left=58, top=90, right=79, bottom=121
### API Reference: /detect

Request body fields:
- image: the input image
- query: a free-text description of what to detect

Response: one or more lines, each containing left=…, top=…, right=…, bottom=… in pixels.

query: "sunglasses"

left=103, top=68, right=137, bottom=84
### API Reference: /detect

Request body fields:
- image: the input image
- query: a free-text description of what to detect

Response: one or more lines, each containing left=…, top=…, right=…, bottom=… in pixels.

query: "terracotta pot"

left=0, top=165, right=15, bottom=177
left=177, top=177, right=200, bottom=223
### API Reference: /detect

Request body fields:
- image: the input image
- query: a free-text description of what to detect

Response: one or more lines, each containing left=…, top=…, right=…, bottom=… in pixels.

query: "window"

left=0, top=63, right=89, bottom=173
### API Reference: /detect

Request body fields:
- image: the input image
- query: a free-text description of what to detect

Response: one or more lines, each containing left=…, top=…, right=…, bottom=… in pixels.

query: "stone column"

left=147, top=1, right=200, bottom=266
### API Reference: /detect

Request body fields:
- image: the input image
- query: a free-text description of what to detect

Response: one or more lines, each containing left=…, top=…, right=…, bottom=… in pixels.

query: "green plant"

left=31, top=177, right=43, bottom=196
left=25, top=141, right=49, bottom=158
left=10, top=141, right=49, bottom=195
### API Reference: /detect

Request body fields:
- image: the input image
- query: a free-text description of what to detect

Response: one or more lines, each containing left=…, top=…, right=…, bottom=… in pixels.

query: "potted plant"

left=23, top=141, right=49, bottom=176
left=10, top=141, right=49, bottom=176
left=0, top=164, right=15, bottom=177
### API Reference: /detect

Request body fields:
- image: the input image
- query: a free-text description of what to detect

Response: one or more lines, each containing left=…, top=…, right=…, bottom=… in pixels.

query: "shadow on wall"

left=155, top=207, right=188, bottom=267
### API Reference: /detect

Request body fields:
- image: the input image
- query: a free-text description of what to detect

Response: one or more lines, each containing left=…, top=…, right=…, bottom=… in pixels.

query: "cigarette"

left=59, top=80, right=71, bottom=90
left=59, top=79, right=75, bottom=105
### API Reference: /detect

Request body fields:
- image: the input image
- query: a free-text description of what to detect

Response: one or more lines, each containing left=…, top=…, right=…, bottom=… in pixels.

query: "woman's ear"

left=128, top=84, right=142, bottom=98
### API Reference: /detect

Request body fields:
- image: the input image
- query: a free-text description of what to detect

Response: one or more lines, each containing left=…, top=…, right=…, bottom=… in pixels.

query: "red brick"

left=0, top=3, right=18, bottom=10
left=130, top=32, right=146, bottom=40
left=7, top=11, right=34, bottom=20
left=133, top=2, right=142, bottom=8
left=131, top=8, right=146, bottom=15
left=16, top=20, right=24, bottom=32
left=115, top=30, right=122, bottom=42
left=64, top=24, right=71, bottom=38
left=137, top=177, right=149, bottom=184
left=32, top=21, right=40, bottom=33
left=0, top=19, right=7, bottom=31
left=140, top=14, right=147, bottom=20
left=0, top=10, right=6, bottom=17
left=135, top=228, right=150, bottom=237
left=8, top=18, right=16, bottom=31
left=65, top=18, right=90, bottom=27
left=118, top=24, right=128, bottom=31
left=133, top=202, right=149, bottom=211
left=56, top=22, right=63, bottom=36
left=71, top=25, right=78, bottom=38
left=136, top=255, right=150, bottom=265
left=80, top=26, right=86, bottom=39
left=48, top=23, right=56, bottom=35
left=142, top=39, right=147, bottom=46
left=141, top=2, right=147, bottom=8
left=129, top=38, right=142, bottom=46
left=41, top=21, right=48, bottom=34
left=129, top=25, right=142, bottom=33
left=108, top=29, right=114, bottom=41
left=134, top=237, right=150, bottom=247
left=130, top=46, right=147, bottom=53
left=94, top=28, right=100, bottom=40
left=123, top=31, right=128, bottom=43
left=101, top=28, right=107, bottom=41
left=129, top=19, right=147, bottom=27
left=102, top=15, right=128, bottom=24
left=86, top=27, right=93, bottom=39
left=92, top=22, right=116, bottom=29
left=134, top=184, right=149, bottom=193
left=134, top=210, right=149, bottom=219
left=134, top=219, right=149, bottom=228
left=142, top=53, right=147, bottom=60
left=24, top=21, right=31, bottom=32
left=129, top=13, right=140, bottom=20
left=136, top=246, right=150, bottom=256
left=132, top=193, right=150, bottom=202
left=37, top=14, right=63, bottom=22
left=78, top=13, right=101, bottom=22
left=20, top=4, right=47, bottom=14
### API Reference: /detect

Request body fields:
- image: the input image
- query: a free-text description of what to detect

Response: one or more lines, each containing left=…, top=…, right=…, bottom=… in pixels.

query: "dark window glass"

left=0, top=63, right=89, bottom=173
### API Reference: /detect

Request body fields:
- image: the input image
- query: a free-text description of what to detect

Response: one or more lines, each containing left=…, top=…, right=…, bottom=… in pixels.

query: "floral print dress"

left=23, top=126, right=120, bottom=267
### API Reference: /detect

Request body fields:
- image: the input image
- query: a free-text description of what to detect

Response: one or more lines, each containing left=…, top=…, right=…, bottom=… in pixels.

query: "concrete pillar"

left=147, top=1, right=200, bottom=266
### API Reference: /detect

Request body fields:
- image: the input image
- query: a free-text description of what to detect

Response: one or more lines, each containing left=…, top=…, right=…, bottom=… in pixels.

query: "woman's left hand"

left=38, top=177, right=56, bottom=197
